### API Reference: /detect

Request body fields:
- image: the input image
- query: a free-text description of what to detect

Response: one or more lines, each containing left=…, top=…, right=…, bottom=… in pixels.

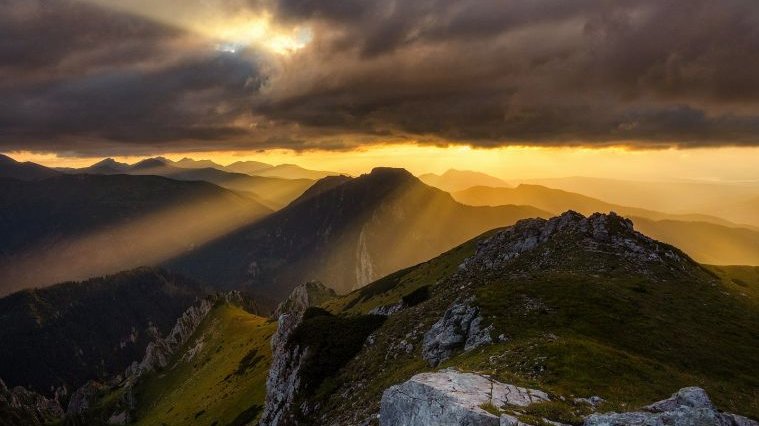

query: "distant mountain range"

left=58, top=156, right=316, bottom=210
left=166, top=168, right=549, bottom=299
left=418, top=169, right=510, bottom=192
left=63, top=155, right=341, bottom=181
left=522, top=175, right=759, bottom=228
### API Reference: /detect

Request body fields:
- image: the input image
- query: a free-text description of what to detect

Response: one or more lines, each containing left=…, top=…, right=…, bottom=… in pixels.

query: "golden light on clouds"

left=10, top=144, right=759, bottom=183
left=80, top=0, right=312, bottom=55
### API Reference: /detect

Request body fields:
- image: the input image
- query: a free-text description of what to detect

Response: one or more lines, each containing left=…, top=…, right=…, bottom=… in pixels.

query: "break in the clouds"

left=1, top=0, right=759, bottom=155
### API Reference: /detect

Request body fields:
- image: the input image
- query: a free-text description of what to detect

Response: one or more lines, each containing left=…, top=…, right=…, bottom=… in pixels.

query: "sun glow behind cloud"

left=79, top=0, right=312, bottom=55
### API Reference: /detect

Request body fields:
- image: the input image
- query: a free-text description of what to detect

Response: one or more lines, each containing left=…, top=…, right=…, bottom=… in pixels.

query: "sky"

left=2, top=0, right=759, bottom=180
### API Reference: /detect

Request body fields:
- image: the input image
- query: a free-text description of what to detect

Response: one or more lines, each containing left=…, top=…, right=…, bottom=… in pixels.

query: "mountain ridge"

left=166, top=167, right=549, bottom=299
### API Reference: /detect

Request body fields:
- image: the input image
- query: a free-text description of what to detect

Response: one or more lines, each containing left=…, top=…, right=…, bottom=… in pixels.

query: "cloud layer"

left=2, top=0, right=759, bottom=154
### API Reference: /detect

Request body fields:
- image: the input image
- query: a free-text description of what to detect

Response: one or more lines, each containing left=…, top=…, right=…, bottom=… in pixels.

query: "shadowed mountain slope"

left=0, top=153, right=60, bottom=180
left=0, top=268, right=207, bottom=394
left=0, top=174, right=271, bottom=293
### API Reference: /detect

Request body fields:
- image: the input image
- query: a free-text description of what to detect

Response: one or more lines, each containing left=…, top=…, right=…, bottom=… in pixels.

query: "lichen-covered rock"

left=260, top=312, right=308, bottom=426
left=274, top=281, right=337, bottom=317
left=584, top=387, right=758, bottom=426
left=379, top=369, right=549, bottom=426
left=644, top=386, right=712, bottom=412
left=369, top=301, right=404, bottom=316
left=459, top=211, right=698, bottom=281
left=422, top=301, right=493, bottom=366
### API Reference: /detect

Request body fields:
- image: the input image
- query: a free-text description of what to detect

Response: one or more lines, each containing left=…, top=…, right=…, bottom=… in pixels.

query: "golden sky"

left=10, top=145, right=759, bottom=183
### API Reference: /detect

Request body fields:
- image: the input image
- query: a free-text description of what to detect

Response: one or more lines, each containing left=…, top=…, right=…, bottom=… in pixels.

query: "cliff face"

left=260, top=313, right=308, bottom=426
left=263, top=281, right=340, bottom=424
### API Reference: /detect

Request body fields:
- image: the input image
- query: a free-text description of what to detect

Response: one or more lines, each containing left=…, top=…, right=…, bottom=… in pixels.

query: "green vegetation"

left=306, top=223, right=759, bottom=422
left=131, top=304, right=276, bottom=426
left=288, top=308, right=385, bottom=397
left=466, top=269, right=759, bottom=417
left=324, top=233, right=489, bottom=314
left=708, top=265, right=759, bottom=304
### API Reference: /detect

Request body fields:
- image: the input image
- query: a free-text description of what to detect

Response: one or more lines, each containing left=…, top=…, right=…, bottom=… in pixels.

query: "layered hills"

left=418, top=169, right=509, bottom=193
left=453, top=184, right=759, bottom=265
left=69, top=157, right=314, bottom=210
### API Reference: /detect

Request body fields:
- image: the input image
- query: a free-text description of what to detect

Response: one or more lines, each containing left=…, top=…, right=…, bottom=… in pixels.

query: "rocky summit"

left=461, top=210, right=700, bottom=280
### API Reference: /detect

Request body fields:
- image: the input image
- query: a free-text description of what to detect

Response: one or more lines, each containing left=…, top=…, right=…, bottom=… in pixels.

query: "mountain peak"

left=368, top=167, right=414, bottom=177
left=462, top=211, right=699, bottom=280
left=90, top=158, right=128, bottom=168
left=131, top=157, right=171, bottom=170
left=0, top=153, right=17, bottom=164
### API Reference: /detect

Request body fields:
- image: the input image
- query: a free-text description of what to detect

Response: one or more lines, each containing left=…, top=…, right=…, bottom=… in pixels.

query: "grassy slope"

left=322, top=233, right=489, bottom=315
left=132, top=304, right=277, bottom=426
left=312, top=235, right=759, bottom=423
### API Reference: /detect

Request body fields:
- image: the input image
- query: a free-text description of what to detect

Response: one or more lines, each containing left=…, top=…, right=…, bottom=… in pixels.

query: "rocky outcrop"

left=379, top=369, right=549, bottom=426
left=66, top=380, right=106, bottom=415
left=125, top=297, right=214, bottom=381
left=584, top=387, right=758, bottom=426
left=460, top=211, right=699, bottom=280
left=0, top=378, right=64, bottom=424
left=422, top=300, right=493, bottom=366
left=274, top=281, right=337, bottom=317
left=260, top=312, right=308, bottom=426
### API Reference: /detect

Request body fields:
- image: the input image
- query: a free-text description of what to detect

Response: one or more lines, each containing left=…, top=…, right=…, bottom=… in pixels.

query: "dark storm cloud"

left=0, top=53, right=260, bottom=143
left=260, top=0, right=759, bottom=147
left=0, top=0, right=272, bottom=154
left=0, top=0, right=179, bottom=84
left=2, top=0, right=759, bottom=154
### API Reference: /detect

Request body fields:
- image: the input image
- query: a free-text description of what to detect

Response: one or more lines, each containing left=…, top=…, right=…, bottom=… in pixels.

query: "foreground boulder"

left=585, top=387, right=757, bottom=426
left=379, top=369, right=549, bottom=426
